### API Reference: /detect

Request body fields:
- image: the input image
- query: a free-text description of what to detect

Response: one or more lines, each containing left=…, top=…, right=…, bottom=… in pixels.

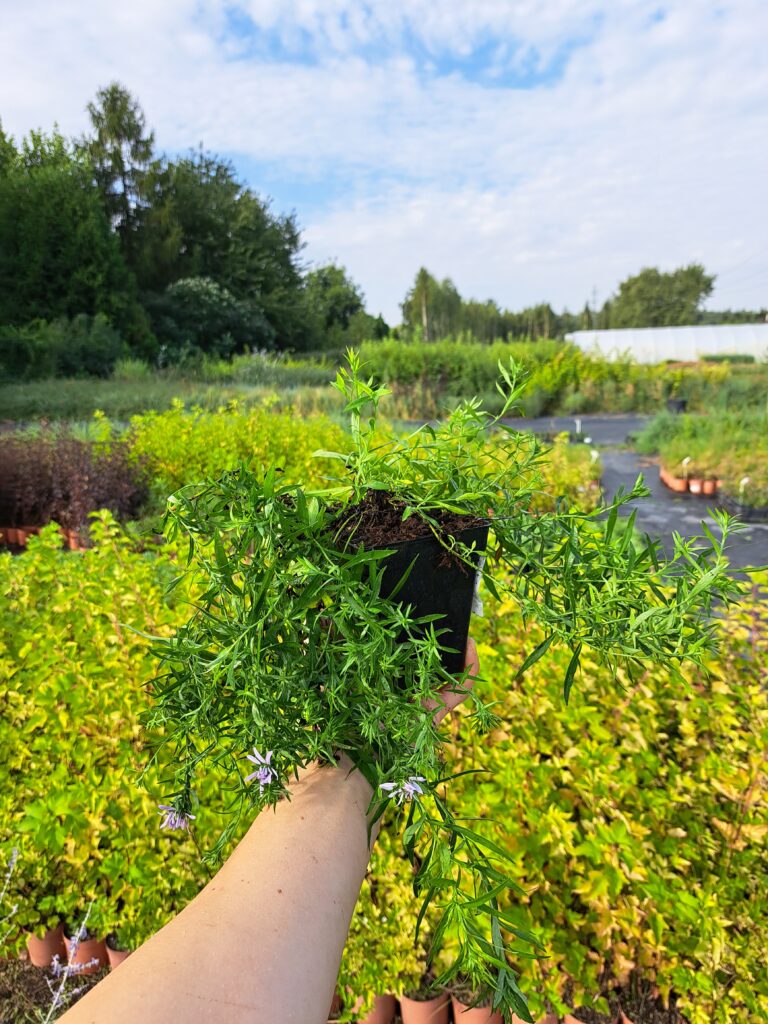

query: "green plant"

left=126, top=399, right=347, bottom=503
left=337, top=829, right=426, bottom=1019
left=144, top=353, right=745, bottom=1021
left=635, top=410, right=768, bottom=505
left=0, top=516, right=207, bottom=951
left=441, top=579, right=768, bottom=1023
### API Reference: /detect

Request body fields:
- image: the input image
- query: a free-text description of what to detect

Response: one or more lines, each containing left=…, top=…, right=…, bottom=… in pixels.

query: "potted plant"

left=401, top=972, right=450, bottom=1024
left=450, top=978, right=503, bottom=1023
left=105, top=933, right=131, bottom=969
left=145, top=353, right=744, bottom=1021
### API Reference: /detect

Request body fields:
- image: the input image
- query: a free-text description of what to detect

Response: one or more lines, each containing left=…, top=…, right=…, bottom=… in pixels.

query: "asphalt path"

left=508, top=414, right=768, bottom=572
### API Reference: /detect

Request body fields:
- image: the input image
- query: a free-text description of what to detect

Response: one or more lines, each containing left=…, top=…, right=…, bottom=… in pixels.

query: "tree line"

left=399, top=265, right=765, bottom=343
left=0, top=83, right=387, bottom=379
left=1, top=83, right=765, bottom=380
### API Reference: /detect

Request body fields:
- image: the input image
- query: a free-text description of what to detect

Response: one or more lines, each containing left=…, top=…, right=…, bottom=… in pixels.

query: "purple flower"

left=379, top=776, right=427, bottom=805
left=245, top=748, right=278, bottom=793
left=158, top=804, right=196, bottom=831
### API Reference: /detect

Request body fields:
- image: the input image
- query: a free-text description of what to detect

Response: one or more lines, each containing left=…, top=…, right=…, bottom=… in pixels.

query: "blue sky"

left=1, top=1, right=767, bottom=323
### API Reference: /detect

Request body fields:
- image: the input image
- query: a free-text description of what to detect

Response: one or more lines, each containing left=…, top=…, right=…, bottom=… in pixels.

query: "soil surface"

left=329, top=489, right=484, bottom=550
left=0, top=957, right=107, bottom=1022
left=572, top=987, right=689, bottom=1024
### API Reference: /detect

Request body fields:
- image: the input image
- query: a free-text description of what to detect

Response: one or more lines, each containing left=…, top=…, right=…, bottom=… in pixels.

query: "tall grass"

left=3, top=341, right=767, bottom=422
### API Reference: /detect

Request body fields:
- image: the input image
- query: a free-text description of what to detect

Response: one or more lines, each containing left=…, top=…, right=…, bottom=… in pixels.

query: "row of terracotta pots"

left=659, top=466, right=721, bottom=496
left=343, top=991, right=631, bottom=1024
left=25, top=924, right=129, bottom=974
left=0, top=524, right=83, bottom=549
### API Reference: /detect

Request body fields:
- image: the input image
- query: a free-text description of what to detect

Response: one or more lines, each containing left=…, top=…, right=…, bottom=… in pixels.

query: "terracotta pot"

left=4, top=527, right=20, bottom=546
left=26, top=924, right=67, bottom=968
left=64, top=933, right=107, bottom=975
left=688, top=478, right=703, bottom=495
left=450, top=996, right=502, bottom=1023
left=106, top=940, right=131, bottom=969
left=659, top=466, right=688, bottom=493
left=702, top=478, right=717, bottom=496
left=360, top=995, right=399, bottom=1024
left=401, top=991, right=450, bottom=1023
left=63, top=528, right=80, bottom=551
left=359, top=994, right=397, bottom=1024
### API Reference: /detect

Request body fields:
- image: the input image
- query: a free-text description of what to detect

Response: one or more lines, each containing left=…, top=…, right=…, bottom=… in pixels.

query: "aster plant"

left=144, top=352, right=744, bottom=1021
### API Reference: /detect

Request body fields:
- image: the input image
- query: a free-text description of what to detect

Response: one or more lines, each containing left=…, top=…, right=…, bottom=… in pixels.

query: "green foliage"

left=439, top=584, right=768, bottom=1023
left=144, top=354, right=744, bottom=1020
left=145, top=276, right=274, bottom=359
left=400, top=268, right=576, bottom=341
left=0, top=314, right=126, bottom=381
left=83, top=81, right=155, bottom=262
left=0, top=516, right=207, bottom=947
left=0, top=129, right=138, bottom=336
left=131, top=145, right=312, bottom=351
left=635, top=410, right=768, bottom=506
left=0, top=87, right=386, bottom=373
left=337, top=829, right=426, bottom=1019
left=127, top=399, right=347, bottom=501
left=357, top=338, right=750, bottom=416
left=604, top=264, right=715, bottom=328
left=700, top=353, right=755, bottom=364
left=305, top=263, right=365, bottom=346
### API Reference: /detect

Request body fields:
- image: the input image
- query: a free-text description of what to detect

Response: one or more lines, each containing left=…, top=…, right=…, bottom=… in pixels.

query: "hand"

left=424, top=637, right=479, bottom=725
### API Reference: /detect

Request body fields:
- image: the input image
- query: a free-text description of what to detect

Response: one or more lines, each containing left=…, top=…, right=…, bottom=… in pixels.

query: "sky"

left=1, top=0, right=767, bottom=324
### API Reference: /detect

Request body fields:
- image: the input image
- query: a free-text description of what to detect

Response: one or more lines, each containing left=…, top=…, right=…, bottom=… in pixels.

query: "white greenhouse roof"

left=566, top=323, right=768, bottom=363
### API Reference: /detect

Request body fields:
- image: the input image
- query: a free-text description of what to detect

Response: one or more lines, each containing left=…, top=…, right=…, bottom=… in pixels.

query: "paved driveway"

left=509, top=414, right=768, bottom=572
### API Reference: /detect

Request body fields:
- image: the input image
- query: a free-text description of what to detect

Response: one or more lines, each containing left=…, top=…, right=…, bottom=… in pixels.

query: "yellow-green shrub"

left=127, top=399, right=348, bottom=496
left=437, top=581, right=768, bottom=1022
left=0, top=515, right=206, bottom=946
left=337, top=829, right=426, bottom=1019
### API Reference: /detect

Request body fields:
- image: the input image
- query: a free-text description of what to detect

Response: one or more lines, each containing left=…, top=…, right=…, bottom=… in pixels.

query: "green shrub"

left=338, top=829, right=426, bottom=1019
left=112, top=357, right=152, bottom=382
left=701, top=353, right=755, bottom=364
left=634, top=410, right=768, bottom=502
left=0, top=315, right=125, bottom=381
left=126, top=400, right=348, bottom=500
left=0, top=516, right=207, bottom=946
left=444, top=586, right=768, bottom=1022
left=146, top=276, right=274, bottom=359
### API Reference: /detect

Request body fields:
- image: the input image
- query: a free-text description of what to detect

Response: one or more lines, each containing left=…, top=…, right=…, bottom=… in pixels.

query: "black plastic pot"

left=378, top=522, right=489, bottom=674
left=666, top=398, right=688, bottom=414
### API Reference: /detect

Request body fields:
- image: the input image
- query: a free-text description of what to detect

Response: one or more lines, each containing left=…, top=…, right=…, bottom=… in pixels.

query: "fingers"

left=425, top=638, right=480, bottom=725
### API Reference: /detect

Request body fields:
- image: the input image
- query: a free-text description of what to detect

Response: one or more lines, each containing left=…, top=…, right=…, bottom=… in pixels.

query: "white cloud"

left=1, top=0, right=766, bottom=321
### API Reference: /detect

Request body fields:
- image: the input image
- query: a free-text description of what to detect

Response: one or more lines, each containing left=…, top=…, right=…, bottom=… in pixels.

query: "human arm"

left=60, top=754, right=374, bottom=1024
left=60, top=640, right=479, bottom=1024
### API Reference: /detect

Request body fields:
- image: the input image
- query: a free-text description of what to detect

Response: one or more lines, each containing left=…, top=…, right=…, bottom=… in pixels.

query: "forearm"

left=61, top=756, right=375, bottom=1024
